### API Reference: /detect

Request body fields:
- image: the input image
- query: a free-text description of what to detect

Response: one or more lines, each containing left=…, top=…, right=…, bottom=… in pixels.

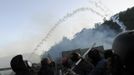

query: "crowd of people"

left=10, top=30, right=134, bottom=75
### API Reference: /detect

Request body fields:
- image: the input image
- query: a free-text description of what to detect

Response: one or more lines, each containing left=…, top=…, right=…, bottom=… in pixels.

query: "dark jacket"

left=89, top=59, right=108, bottom=75
left=10, top=55, right=33, bottom=75
left=38, top=63, right=55, bottom=75
left=38, top=58, right=55, bottom=75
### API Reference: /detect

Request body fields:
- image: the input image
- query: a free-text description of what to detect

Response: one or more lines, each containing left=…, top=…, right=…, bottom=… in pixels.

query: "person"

left=62, top=56, right=71, bottom=69
left=112, top=30, right=134, bottom=75
left=104, top=50, right=113, bottom=75
left=38, top=58, right=55, bottom=75
left=88, top=48, right=102, bottom=66
left=88, top=48, right=108, bottom=75
left=10, top=55, right=33, bottom=75
left=104, top=50, right=113, bottom=60
left=110, top=54, right=123, bottom=75
left=70, top=52, right=94, bottom=75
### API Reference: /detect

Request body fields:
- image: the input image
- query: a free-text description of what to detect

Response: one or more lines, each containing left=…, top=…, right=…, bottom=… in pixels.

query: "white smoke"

left=46, top=24, right=118, bottom=59
left=31, top=7, right=105, bottom=56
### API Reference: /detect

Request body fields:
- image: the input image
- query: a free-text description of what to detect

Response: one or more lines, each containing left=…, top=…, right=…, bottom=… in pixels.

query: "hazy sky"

left=0, top=0, right=134, bottom=57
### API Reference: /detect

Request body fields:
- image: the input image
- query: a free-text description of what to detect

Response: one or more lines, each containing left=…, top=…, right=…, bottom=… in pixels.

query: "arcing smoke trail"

left=97, top=0, right=112, bottom=13
left=29, top=7, right=106, bottom=58
left=90, top=0, right=126, bottom=31
left=88, top=0, right=113, bottom=18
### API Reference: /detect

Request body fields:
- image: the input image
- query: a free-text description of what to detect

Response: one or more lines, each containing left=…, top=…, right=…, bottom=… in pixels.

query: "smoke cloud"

left=46, top=24, right=118, bottom=59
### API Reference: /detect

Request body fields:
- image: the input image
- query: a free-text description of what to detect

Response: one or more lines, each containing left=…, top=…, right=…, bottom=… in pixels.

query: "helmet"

left=112, top=30, right=134, bottom=66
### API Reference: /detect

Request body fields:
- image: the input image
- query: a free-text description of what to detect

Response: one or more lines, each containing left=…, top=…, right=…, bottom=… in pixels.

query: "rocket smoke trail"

left=30, top=7, right=106, bottom=57
left=88, top=0, right=113, bottom=18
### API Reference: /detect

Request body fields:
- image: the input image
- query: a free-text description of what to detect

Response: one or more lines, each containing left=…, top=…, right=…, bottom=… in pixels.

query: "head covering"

left=10, top=55, right=30, bottom=73
left=88, top=48, right=101, bottom=65
left=70, top=52, right=81, bottom=62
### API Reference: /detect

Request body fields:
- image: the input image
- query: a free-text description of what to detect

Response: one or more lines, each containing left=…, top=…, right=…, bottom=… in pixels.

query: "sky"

left=0, top=0, right=134, bottom=58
